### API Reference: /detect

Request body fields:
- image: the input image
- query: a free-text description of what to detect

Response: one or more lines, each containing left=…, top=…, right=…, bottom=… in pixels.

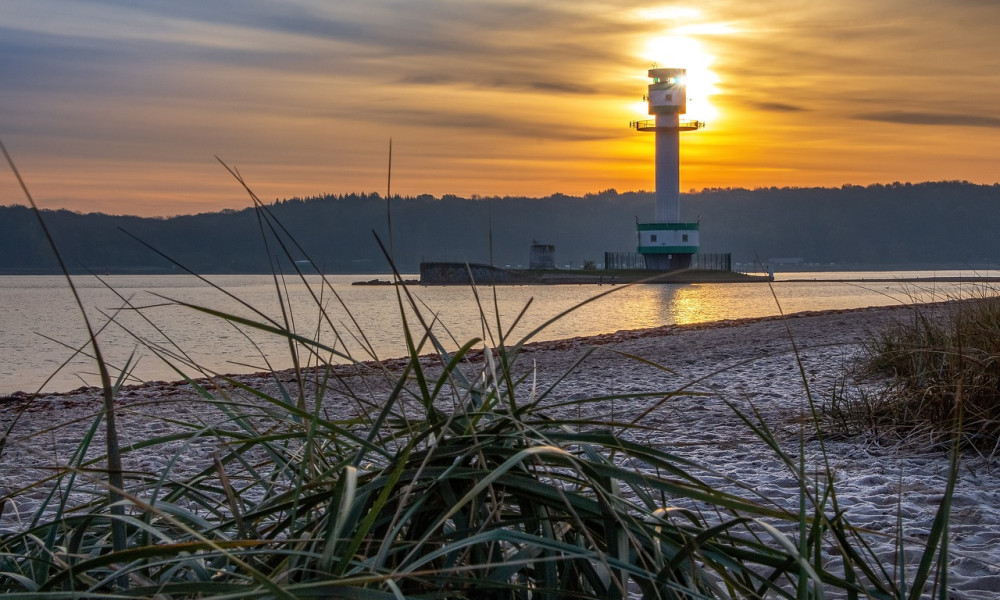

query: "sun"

left=639, top=33, right=721, bottom=123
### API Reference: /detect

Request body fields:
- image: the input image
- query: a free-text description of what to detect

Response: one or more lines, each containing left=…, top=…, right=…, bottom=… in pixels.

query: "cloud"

left=0, top=26, right=137, bottom=92
left=856, top=111, right=1000, bottom=129
left=387, top=108, right=613, bottom=142
left=396, top=73, right=594, bottom=95
left=749, top=101, right=806, bottom=113
left=524, top=80, right=594, bottom=95
left=396, top=73, right=458, bottom=86
left=3, top=1, right=632, bottom=103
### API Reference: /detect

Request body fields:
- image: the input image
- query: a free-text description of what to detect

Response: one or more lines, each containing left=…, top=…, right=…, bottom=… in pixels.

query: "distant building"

left=529, top=242, right=556, bottom=270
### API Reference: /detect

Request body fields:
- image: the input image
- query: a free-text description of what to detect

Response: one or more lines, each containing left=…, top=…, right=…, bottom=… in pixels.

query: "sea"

left=2, top=271, right=997, bottom=396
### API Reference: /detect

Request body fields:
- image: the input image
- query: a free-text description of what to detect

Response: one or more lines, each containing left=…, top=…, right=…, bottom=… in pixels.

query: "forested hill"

left=2, top=181, right=998, bottom=274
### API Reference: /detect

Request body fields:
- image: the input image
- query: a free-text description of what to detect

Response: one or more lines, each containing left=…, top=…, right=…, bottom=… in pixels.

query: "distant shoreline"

left=780, top=276, right=1000, bottom=283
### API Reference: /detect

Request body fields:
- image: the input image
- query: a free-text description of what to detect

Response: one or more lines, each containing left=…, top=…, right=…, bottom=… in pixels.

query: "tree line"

left=2, top=181, right=998, bottom=274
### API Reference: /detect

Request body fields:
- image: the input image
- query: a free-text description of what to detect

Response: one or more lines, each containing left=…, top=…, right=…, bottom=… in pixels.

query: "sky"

left=2, top=0, right=1000, bottom=216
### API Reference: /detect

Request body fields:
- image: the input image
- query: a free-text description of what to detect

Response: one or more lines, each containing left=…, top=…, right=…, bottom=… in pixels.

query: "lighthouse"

left=631, top=68, right=703, bottom=271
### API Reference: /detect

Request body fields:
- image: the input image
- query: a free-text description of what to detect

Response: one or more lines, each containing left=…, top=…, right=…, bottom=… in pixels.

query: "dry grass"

left=835, top=298, right=1000, bottom=453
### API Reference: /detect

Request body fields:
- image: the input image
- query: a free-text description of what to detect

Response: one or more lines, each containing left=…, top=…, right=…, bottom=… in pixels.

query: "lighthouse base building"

left=636, top=222, right=699, bottom=271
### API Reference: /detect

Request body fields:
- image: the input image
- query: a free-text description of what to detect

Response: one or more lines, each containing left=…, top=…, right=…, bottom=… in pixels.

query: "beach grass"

left=0, top=150, right=963, bottom=598
left=829, top=295, right=1000, bottom=454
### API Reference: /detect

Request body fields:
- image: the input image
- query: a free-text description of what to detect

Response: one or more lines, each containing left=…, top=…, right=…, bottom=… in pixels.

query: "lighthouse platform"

left=413, top=262, right=773, bottom=286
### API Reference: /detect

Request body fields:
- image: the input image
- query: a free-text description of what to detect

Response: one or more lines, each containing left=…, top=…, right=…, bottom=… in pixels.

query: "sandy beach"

left=3, top=300, right=999, bottom=598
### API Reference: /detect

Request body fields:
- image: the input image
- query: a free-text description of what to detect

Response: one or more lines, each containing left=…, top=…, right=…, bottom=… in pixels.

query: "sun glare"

left=636, top=4, right=729, bottom=124
left=629, top=99, right=651, bottom=117
left=635, top=6, right=701, bottom=21
left=643, top=34, right=719, bottom=122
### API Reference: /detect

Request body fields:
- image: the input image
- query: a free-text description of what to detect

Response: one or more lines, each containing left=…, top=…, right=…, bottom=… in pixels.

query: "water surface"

left=2, top=271, right=994, bottom=395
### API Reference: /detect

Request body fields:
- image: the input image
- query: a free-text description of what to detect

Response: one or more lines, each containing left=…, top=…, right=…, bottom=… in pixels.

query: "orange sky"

left=3, top=1, right=1000, bottom=216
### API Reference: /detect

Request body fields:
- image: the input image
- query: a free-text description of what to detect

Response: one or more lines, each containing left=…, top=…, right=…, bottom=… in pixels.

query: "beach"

left=2, top=300, right=999, bottom=597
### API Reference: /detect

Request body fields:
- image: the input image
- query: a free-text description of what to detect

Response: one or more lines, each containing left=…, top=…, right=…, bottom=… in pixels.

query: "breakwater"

left=417, top=262, right=773, bottom=285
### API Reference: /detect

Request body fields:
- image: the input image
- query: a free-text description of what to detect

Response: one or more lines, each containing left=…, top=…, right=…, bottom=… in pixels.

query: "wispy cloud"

left=749, top=102, right=807, bottom=113
left=857, top=111, right=1000, bottom=129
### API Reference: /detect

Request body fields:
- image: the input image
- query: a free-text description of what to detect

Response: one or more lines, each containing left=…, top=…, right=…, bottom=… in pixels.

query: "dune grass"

left=0, top=149, right=963, bottom=598
left=830, top=297, right=1000, bottom=454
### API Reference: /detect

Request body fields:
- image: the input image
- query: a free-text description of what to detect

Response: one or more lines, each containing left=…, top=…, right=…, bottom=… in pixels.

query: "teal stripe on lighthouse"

left=637, top=246, right=698, bottom=254
left=636, top=222, right=699, bottom=231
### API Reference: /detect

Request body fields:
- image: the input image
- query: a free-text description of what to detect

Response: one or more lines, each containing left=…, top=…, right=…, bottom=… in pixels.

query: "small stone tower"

left=529, top=242, right=556, bottom=270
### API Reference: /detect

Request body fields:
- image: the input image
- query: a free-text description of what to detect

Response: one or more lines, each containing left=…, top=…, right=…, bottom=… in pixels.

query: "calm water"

left=1, top=271, right=996, bottom=395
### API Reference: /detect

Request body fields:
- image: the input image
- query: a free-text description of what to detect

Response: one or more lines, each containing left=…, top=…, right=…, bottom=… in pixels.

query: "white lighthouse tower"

left=631, top=67, right=703, bottom=271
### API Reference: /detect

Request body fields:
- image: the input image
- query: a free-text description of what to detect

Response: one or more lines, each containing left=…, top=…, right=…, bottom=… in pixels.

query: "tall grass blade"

left=0, top=138, right=127, bottom=562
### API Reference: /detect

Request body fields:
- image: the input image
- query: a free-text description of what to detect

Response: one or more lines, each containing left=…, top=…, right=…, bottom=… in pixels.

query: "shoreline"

left=0, top=298, right=960, bottom=402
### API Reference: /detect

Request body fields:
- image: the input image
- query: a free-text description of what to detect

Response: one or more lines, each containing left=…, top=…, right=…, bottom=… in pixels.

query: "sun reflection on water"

left=668, top=286, right=719, bottom=325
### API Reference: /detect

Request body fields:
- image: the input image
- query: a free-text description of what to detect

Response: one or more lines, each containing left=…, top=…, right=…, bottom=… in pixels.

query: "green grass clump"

left=848, top=298, right=1000, bottom=450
